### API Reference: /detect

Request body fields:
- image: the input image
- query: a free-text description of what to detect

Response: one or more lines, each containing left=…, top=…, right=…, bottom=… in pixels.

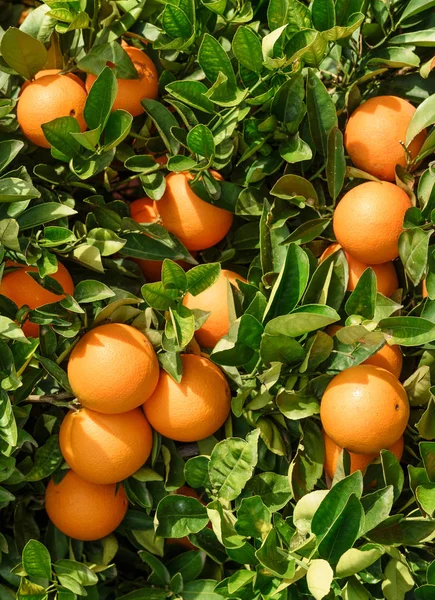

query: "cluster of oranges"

left=318, top=95, right=423, bottom=480
left=16, top=44, right=158, bottom=148
left=45, top=323, right=231, bottom=541
left=321, top=95, right=426, bottom=298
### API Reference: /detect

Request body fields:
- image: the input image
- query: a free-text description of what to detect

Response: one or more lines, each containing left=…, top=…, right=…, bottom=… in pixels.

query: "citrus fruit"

left=183, top=269, right=246, bottom=348
left=323, top=431, right=404, bottom=479
left=320, top=243, right=398, bottom=297
left=144, top=354, right=231, bottom=442
left=320, top=364, right=409, bottom=454
left=68, top=323, right=159, bottom=414
left=85, top=45, right=158, bottom=117
left=344, top=95, right=427, bottom=181
left=0, top=261, right=74, bottom=338
left=20, top=69, right=86, bottom=93
left=17, top=72, right=87, bottom=148
left=59, top=407, right=153, bottom=484
left=157, top=172, right=233, bottom=251
left=130, top=197, right=196, bottom=282
left=423, top=280, right=428, bottom=298
left=45, top=470, right=128, bottom=540
left=327, top=325, right=403, bottom=378
left=333, top=181, right=412, bottom=264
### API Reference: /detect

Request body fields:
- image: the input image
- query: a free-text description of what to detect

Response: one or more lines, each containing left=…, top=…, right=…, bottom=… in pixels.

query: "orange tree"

left=0, top=0, right=435, bottom=599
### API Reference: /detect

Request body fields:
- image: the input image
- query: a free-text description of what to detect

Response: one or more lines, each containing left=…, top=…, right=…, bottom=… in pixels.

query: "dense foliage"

left=0, top=0, right=435, bottom=598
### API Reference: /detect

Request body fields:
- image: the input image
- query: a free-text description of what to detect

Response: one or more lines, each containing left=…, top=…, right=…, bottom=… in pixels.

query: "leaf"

left=0, top=177, right=41, bottom=203
left=54, top=559, right=98, bottom=587
left=255, top=528, right=295, bottom=578
left=104, top=110, right=133, bottom=150
left=381, top=449, right=404, bottom=502
left=417, top=397, right=435, bottom=439
left=77, top=41, right=138, bottom=79
left=243, top=472, right=292, bottom=511
left=198, top=34, right=237, bottom=88
left=1, top=28, right=47, bottom=79
left=155, top=495, right=209, bottom=538
left=138, top=551, right=170, bottom=586
left=267, top=0, right=289, bottom=30
left=167, top=550, right=206, bottom=583
left=182, top=579, right=225, bottom=600
left=312, top=0, right=335, bottom=31
left=360, top=486, right=394, bottom=534
left=141, top=99, right=180, bottom=155
left=17, top=203, right=77, bottom=230
left=84, top=66, right=117, bottom=132
left=379, top=316, right=435, bottom=346
left=399, top=228, right=431, bottom=286
left=0, top=218, right=20, bottom=251
left=37, top=355, right=71, bottom=392
left=162, top=4, right=193, bottom=39
left=382, top=558, right=414, bottom=600
left=209, top=431, right=259, bottom=501
left=0, top=140, right=25, bottom=175
left=306, top=68, right=338, bottom=154
left=186, top=263, right=221, bottom=296
left=74, top=280, right=115, bottom=303
left=336, top=544, right=385, bottom=578
left=406, top=94, right=435, bottom=145
left=232, top=26, right=263, bottom=73
left=235, top=496, right=272, bottom=540
left=400, top=0, right=435, bottom=22
left=187, top=125, right=215, bottom=159
left=421, top=442, right=435, bottom=481
left=265, top=305, right=340, bottom=337
left=142, top=282, right=180, bottom=310
left=289, top=419, right=325, bottom=500
left=26, top=435, right=63, bottom=481
left=165, top=81, right=214, bottom=113
left=326, top=127, right=346, bottom=201
left=390, top=28, right=435, bottom=46
left=22, top=540, right=51, bottom=579
left=17, top=578, right=47, bottom=600
left=41, top=116, right=82, bottom=161
left=345, top=268, right=377, bottom=319
left=306, top=559, right=333, bottom=600
left=368, top=47, right=420, bottom=68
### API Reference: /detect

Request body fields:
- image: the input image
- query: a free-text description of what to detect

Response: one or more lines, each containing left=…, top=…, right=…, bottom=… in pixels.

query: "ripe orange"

left=144, top=354, right=231, bottom=442
left=327, top=325, right=403, bottom=378
left=323, top=431, right=404, bottom=479
left=320, top=364, right=409, bottom=454
left=17, top=72, right=87, bottom=148
left=130, top=197, right=197, bottom=282
left=20, top=69, right=86, bottom=93
left=320, top=243, right=398, bottom=297
left=85, top=45, right=158, bottom=117
left=59, top=407, right=153, bottom=484
left=45, top=470, right=128, bottom=540
left=68, top=323, right=159, bottom=414
left=0, top=261, right=74, bottom=338
left=344, top=95, right=427, bottom=181
left=183, top=269, right=246, bottom=348
left=333, top=181, right=412, bottom=264
left=157, top=172, right=233, bottom=251
left=423, top=280, right=428, bottom=298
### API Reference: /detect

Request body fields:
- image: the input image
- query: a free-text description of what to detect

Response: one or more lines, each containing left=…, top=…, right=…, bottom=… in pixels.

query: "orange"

left=20, top=69, right=86, bottom=93
left=130, top=197, right=197, bottom=282
left=0, top=261, right=74, bottom=338
left=45, top=470, right=128, bottom=540
left=85, top=45, right=158, bottom=117
left=326, top=325, right=403, bottom=378
left=320, top=364, right=409, bottom=454
left=144, top=354, right=231, bottom=442
left=157, top=172, right=233, bottom=251
left=323, top=431, right=404, bottom=479
left=423, top=280, right=428, bottom=298
left=17, top=72, right=87, bottom=148
left=344, top=95, right=427, bottom=181
left=59, top=407, right=153, bottom=484
left=333, top=181, right=412, bottom=264
left=68, top=323, right=159, bottom=414
left=320, top=243, right=398, bottom=297
left=183, top=269, right=246, bottom=348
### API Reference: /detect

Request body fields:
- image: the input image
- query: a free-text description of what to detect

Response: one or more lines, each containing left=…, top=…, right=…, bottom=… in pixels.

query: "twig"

left=27, top=393, right=75, bottom=404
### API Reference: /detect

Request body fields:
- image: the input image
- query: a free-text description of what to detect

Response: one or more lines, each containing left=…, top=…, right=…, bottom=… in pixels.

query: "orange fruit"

left=20, top=69, right=86, bottom=94
left=157, top=172, right=233, bottom=251
left=17, top=72, right=87, bottom=148
left=323, top=431, right=404, bottom=479
left=423, top=280, right=428, bottom=298
left=344, top=95, right=427, bottom=181
left=326, top=325, right=403, bottom=378
left=0, top=261, right=74, bottom=338
left=130, top=197, right=197, bottom=282
left=320, top=364, right=409, bottom=454
left=68, top=323, right=159, bottom=414
left=333, top=181, right=412, bottom=264
left=45, top=470, right=128, bottom=540
left=320, top=243, right=398, bottom=297
left=183, top=269, right=246, bottom=348
left=59, top=407, right=153, bottom=484
left=85, top=45, right=158, bottom=117
left=144, top=354, right=231, bottom=442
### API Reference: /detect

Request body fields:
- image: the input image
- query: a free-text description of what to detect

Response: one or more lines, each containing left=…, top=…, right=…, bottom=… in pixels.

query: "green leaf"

left=312, top=0, right=335, bottom=31
left=155, top=495, right=209, bottom=538
left=306, top=68, right=338, bottom=155
left=420, top=442, right=435, bottom=481
left=232, top=26, right=263, bottom=73
left=165, top=81, right=215, bottom=113
left=379, top=316, right=435, bottom=346
left=271, top=75, right=305, bottom=129
left=138, top=551, right=170, bottom=586
left=142, top=281, right=181, bottom=310
left=0, top=177, right=41, bottom=203
left=186, top=263, right=221, bottom=296
left=162, top=4, right=193, bottom=39
left=243, top=472, right=292, bottom=511
left=42, top=117, right=82, bottom=161
left=209, top=431, right=259, bottom=501
left=0, top=218, right=20, bottom=251
left=367, top=47, right=420, bottom=68
left=77, top=41, right=138, bottom=79
left=162, top=259, right=188, bottom=291
left=182, top=579, right=225, bottom=600
left=318, top=494, right=364, bottom=565
left=199, top=34, right=237, bottom=89
left=74, top=280, right=115, bottom=303
left=165, top=304, right=195, bottom=350
left=406, top=94, right=435, bottom=145
left=345, top=268, right=377, bottom=319
left=84, top=66, right=117, bottom=132
left=141, top=99, right=180, bottom=155
left=22, top=540, right=51, bottom=579
left=289, top=419, right=325, bottom=500
left=267, top=0, right=290, bottom=30
left=167, top=550, right=206, bottom=583
left=417, top=397, right=435, bottom=439
left=87, top=228, right=126, bottom=256
left=390, top=28, right=435, bottom=46
left=360, top=486, right=394, bottom=534
left=276, top=390, right=320, bottom=419
left=104, top=110, right=133, bottom=150
left=382, top=558, right=414, bottom=600
left=0, top=140, right=25, bottom=175
left=399, top=228, right=431, bottom=286
left=0, top=316, right=28, bottom=342
left=1, top=28, right=47, bottom=79
left=400, top=0, right=435, bottom=23
left=0, top=390, right=18, bottom=446
left=26, top=435, right=63, bottom=481
left=17, top=578, right=47, bottom=600
left=187, top=125, right=215, bottom=159
left=17, top=203, right=77, bottom=230
left=326, top=127, right=346, bottom=201
left=235, top=496, right=272, bottom=540
left=336, top=544, right=385, bottom=578
left=307, top=559, right=333, bottom=600
left=37, top=355, right=71, bottom=392
left=381, top=449, right=404, bottom=502
left=255, top=528, right=295, bottom=578
left=265, top=305, right=340, bottom=337
left=54, top=559, right=98, bottom=587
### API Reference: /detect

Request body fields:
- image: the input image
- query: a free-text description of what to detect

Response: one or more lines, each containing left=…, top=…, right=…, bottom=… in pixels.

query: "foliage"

left=0, top=0, right=434, bottom=598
